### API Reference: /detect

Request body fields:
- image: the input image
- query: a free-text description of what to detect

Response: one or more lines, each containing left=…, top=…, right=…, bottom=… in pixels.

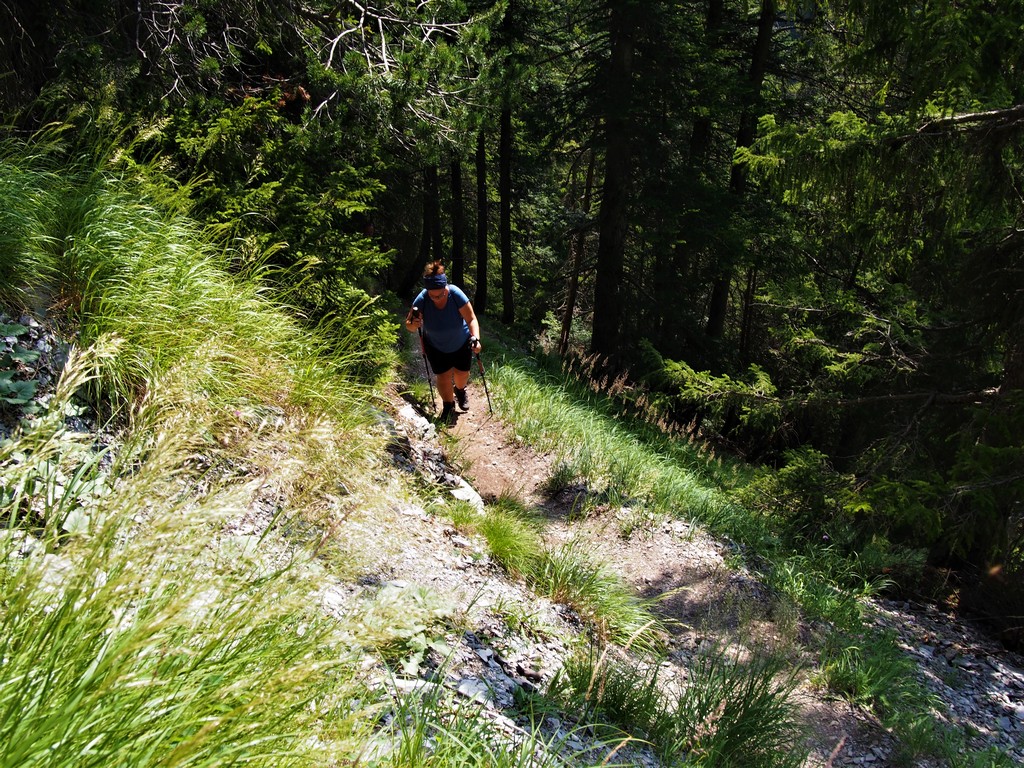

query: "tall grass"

left=445, top=494, right=665, bottom=652
left=1, top=138, right=389, bottom=524
left=0, top=137, right=394, bottom=765
left=0, top=346, right=372, bottom=767
left=668, top=648, right=805, bottom=768
left=534, top=540, right=664, bottom=651
left=0, top=534, right=366, bottom=767
left=0, top=155, right=59, bottom=307
left=551, top=644, right=806, bottom=768
left=1, top=140, right=388, bottom=424
left=377, top=684, right=593, bottom=767
left=480, top=346, right=1001, bottom=762
left=486, top=359, right=885, bottom=626
left=489, top=362, right=745, bottom=530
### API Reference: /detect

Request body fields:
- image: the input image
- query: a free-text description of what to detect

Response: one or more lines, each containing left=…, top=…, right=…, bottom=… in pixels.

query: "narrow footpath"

left=395, top=366, right=1024, bottom=767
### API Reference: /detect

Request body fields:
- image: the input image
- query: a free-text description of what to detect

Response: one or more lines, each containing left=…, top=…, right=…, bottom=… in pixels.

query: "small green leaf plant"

left=0, top=322, right=40, bottom=410
left=347, top=583, right=456, bottom=677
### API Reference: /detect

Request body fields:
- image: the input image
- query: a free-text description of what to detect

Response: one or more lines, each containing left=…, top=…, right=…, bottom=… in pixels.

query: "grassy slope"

left=425, top=327, right=1017, bottom=767
left=0, top=148, right=1014, bottom=767
left=0, top=149, right=395, bottom=766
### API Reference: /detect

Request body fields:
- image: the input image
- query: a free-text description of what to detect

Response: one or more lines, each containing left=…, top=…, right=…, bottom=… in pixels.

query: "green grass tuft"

left=550, top=643, right=806, bottom=768
left=533, top=540, right=664, bottom=652
left=477, top=493, right=545, bottom=577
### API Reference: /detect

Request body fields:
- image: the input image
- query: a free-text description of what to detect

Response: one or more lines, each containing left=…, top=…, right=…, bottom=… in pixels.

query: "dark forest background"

left=2, top=0, right=1021, bottom=645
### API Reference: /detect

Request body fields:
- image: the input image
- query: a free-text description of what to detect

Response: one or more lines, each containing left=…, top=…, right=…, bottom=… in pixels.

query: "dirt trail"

left=418, top=371, right=1024, bottom=767
left=448, top=379, right=552, bottom=505
left=431, top=377, right=852, bottom=762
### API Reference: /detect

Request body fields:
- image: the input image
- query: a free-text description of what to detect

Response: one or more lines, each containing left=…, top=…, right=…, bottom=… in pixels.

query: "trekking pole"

left=474, top=350, right=493, bottom=415
left=418, top=327, right=436, bottom=413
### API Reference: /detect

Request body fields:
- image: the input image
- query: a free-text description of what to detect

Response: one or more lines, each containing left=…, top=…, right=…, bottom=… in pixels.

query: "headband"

left=423, top=274, right=448, bottom=289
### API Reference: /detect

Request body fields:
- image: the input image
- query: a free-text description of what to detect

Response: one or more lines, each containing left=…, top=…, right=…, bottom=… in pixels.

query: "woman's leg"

left=435, top=367, right=455, bottom=404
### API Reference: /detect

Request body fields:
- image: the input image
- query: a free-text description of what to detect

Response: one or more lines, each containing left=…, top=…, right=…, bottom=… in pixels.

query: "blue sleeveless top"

left=412, top=285, right=470, bottom=353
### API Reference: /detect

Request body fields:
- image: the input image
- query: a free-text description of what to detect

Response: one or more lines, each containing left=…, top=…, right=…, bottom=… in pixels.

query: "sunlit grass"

left=0, top=138, right=393, bottom=766
left=0, top=156, right=58, bottom=307
left=436, top=492, right=665, bottom=653
left=533, top=540, right=664, bottom=652
left=1, top=139, right=389, bottom=527
left=551, top=643, right=806, bottom=768
left=476, top=493, right=544, bottom=578
left=5, top=135, right=1010, bottom=768
left=2, top=140, right=388, bottom=429
left=667, top=645, right=806, bottom=768
left=485, top=357, right=891, bottom=623
left=488, top=362, right=745, bottom=528
left=0, top=347, right=374, bottom=767
left=808, top=626, right=1011, bottom=766
left=476, top=341, right=1012, bottom=762
left=378, top=683, right=615, bottom=767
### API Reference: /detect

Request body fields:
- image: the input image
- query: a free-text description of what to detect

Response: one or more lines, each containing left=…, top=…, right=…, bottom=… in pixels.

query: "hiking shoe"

left=454, top=386, right=469, bottom=411
left=440, top=401, right=456, bottom=425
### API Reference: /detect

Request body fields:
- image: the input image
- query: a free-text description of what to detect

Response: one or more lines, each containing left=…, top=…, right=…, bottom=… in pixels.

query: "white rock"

left=450, top=480, right=484, bottom=512
left=456, top=676, right=493, bottom=704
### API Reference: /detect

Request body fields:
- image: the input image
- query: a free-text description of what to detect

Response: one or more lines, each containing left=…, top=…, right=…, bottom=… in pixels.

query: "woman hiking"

left=405, top=261, right=482, bottom=424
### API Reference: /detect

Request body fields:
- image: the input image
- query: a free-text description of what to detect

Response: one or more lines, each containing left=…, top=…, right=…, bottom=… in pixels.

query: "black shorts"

left=424, top=337, right=472, bottom=374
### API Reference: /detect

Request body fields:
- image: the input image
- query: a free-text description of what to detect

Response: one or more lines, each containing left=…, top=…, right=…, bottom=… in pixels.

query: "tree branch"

left=887, top=104, right=1024, bottom=146
left=917, top=104, right=1024, bottom=134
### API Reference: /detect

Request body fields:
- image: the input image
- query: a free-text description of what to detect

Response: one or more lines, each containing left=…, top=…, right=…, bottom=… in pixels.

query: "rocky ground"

left=385, top=374, right=1024, bottom=767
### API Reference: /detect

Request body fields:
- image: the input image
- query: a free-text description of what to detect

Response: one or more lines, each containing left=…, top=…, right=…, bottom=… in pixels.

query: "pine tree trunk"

left=500, top=105, right=514, bottom=324
left=591, top=0, right=636, bottom=357
left=739, top=267, right=758, bottom=364
left=559, top=146, right=596, bottom=357
left=706, top=0, right=775, bottom=341
left=399, top=166, right=440, bottom=298
left=1001, top=319, right=1024, bottom=393
left=706, top=279, right=729, bottom=339
left=426, top=164, right=443, bottom=264
left=450, top=158, right=465, bottom=287
left=475, top=130, right=488, bottom=314
left=688, top=0, right=723, bottom=165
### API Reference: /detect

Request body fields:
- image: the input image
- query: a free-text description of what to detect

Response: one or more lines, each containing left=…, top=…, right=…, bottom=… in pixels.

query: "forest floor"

left=389, top=371, right=1024, bottom=767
